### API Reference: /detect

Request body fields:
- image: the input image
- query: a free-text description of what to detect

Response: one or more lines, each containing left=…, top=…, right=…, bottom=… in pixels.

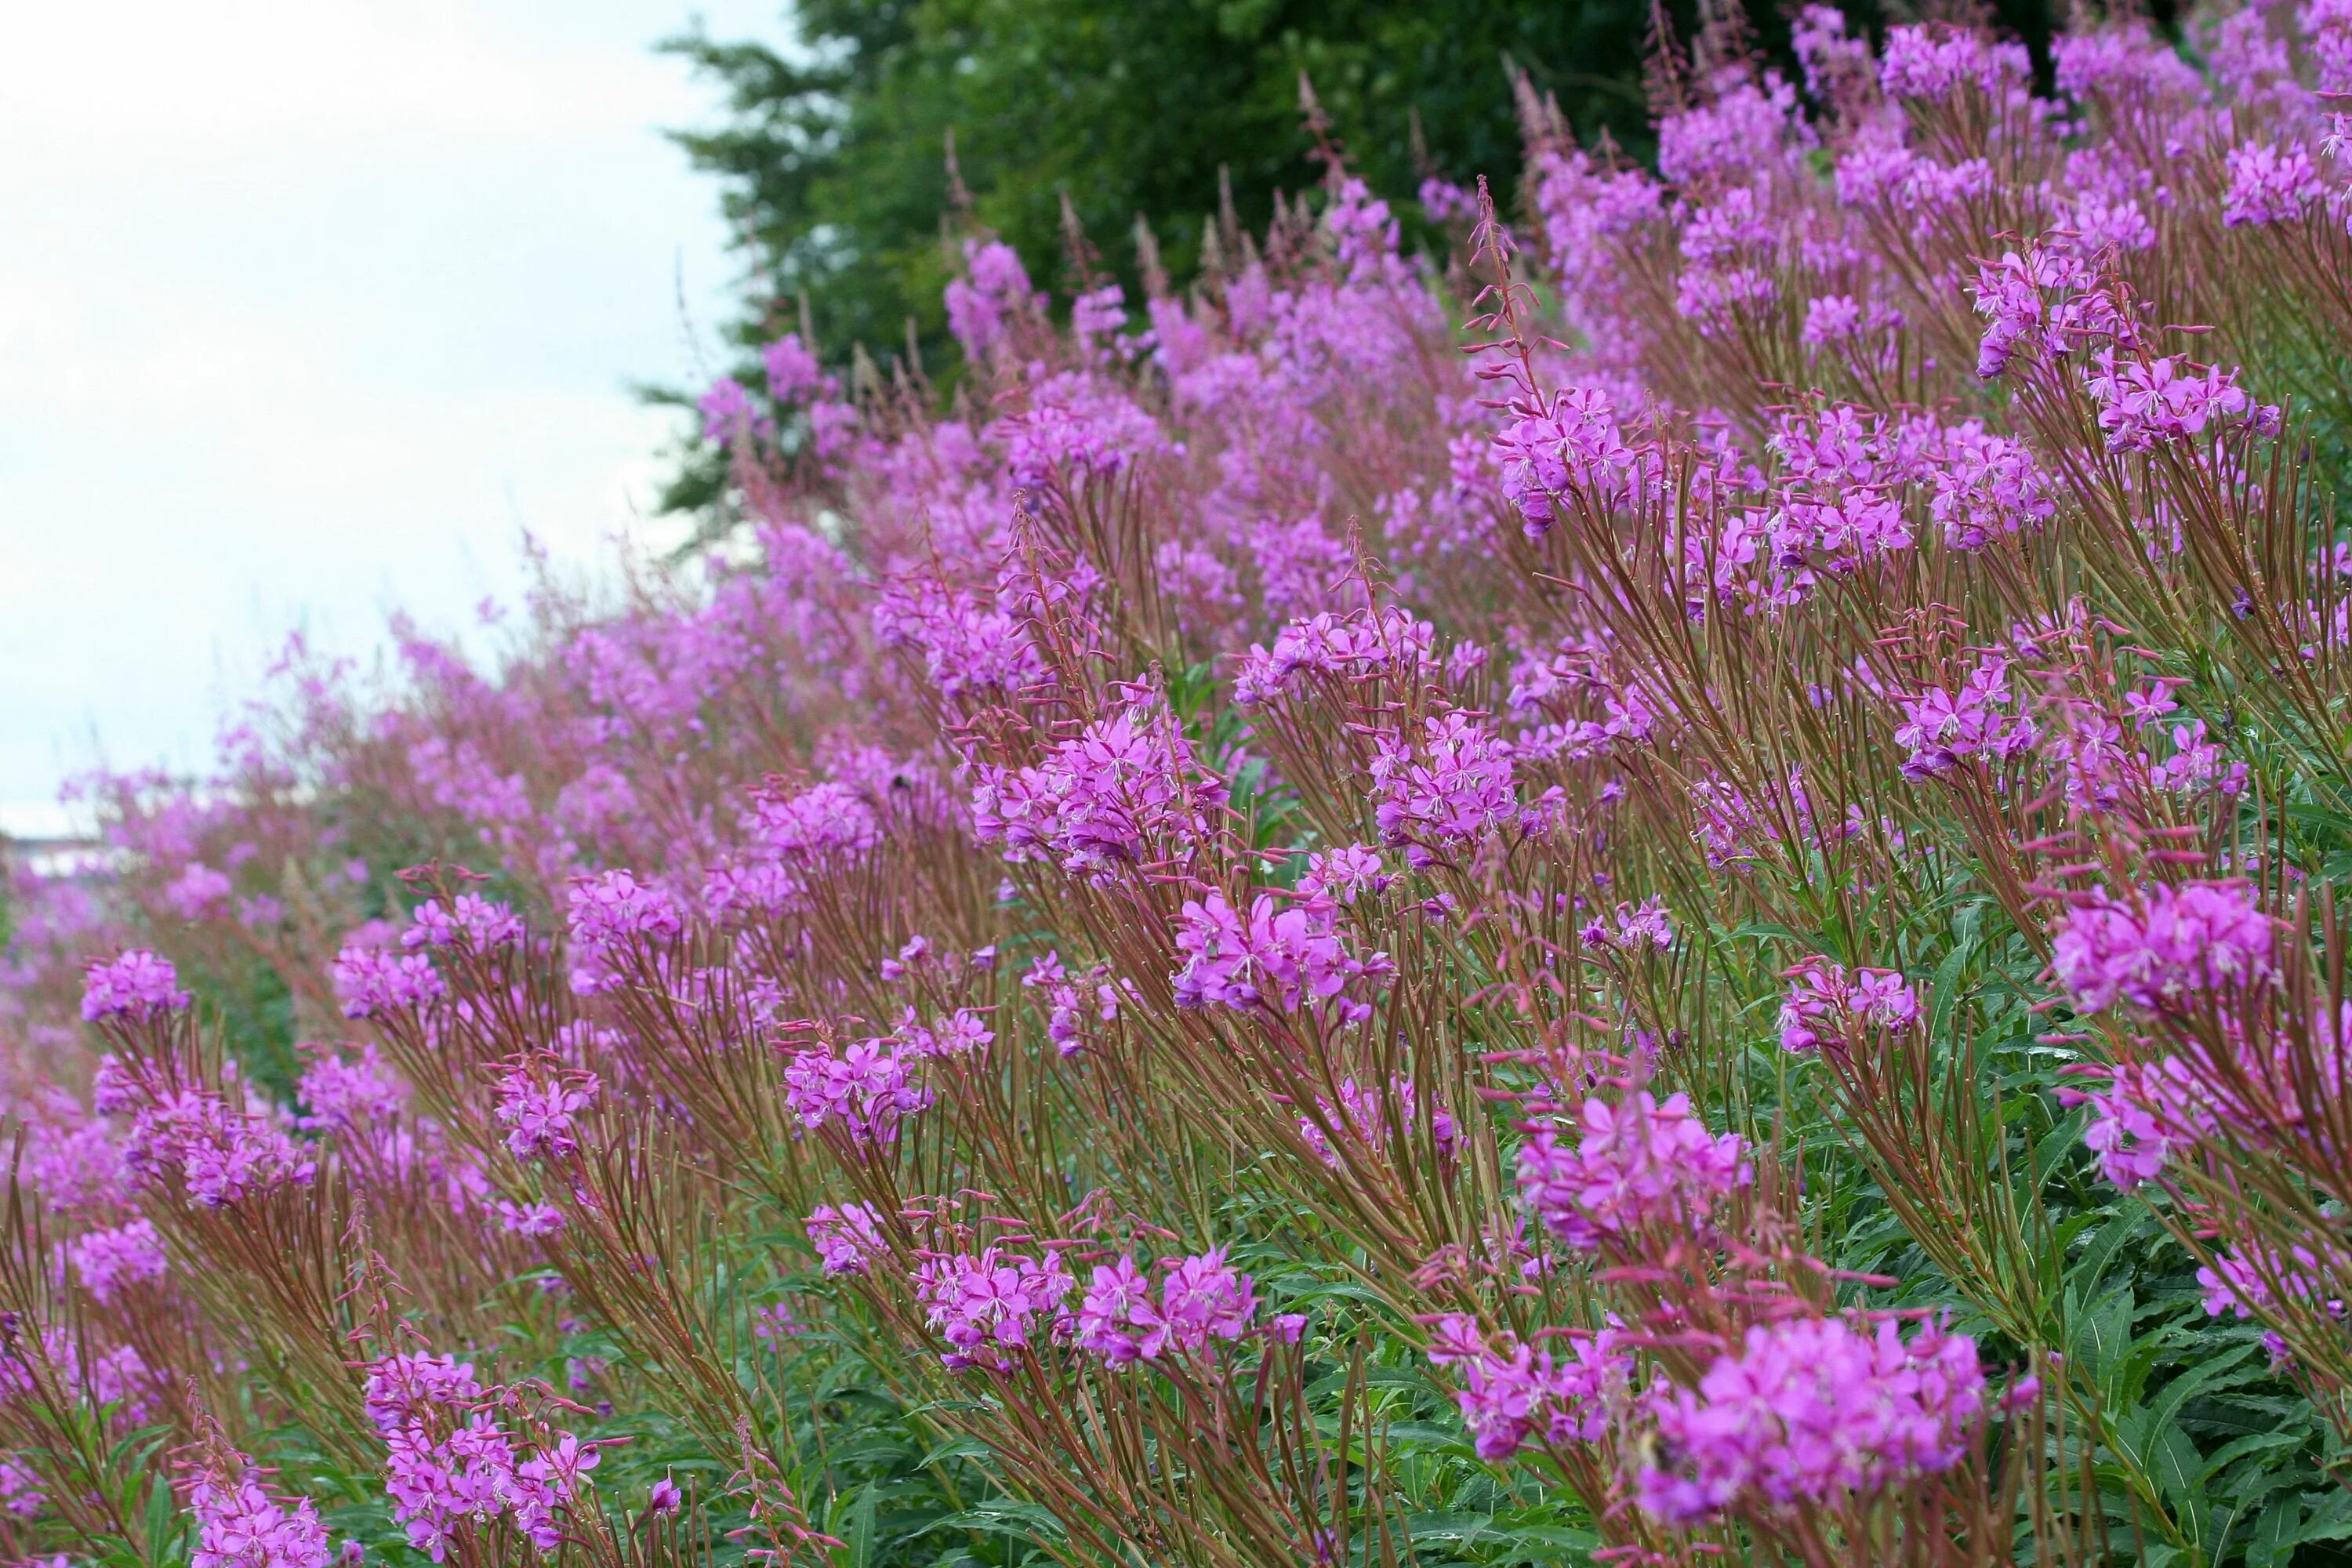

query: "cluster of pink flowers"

left=913, top=1247, right=1077, bottom=1372
left=1369, top=712, right=1523, bottom=866
left=1074, top=1248, right=1290, bottom=1365
left=125, top=1091, right=315, bottom=1208
left=972, top=699, right=1220, bottom=882
left=493, top=1060, right=600, bottom=1162
left=187, top=1467, right=333, bottom=1568
left=79, top=950, right=189, bottom=1022
left=2052, top=880, right=2275, bottom=1014
left=402, top=894, right=524, bottom=951
left=804, top=1203, right=887, bottom=1275
left=332, top=945, right=445, bottom=1018
left=1171, top=891, right=1389, bottom=1018
left=1231, top=607, right=1434, bottom=706
left=67, top=1218, right=165, bottom=1302
left=1296, top=1076, right=1457, bottom=1167
left=1777, top=959, right=1922, bottom=1053
left=1637, top=1316, right=1986, bottom=1523
left=782, top=1040, right=932, bottom=1145
left=365, top=1353, right=599, bottom=1560
left=1516, top=1092, right=1751, bottom=1249
left=1425, top=1316, right=1629, bottom=1461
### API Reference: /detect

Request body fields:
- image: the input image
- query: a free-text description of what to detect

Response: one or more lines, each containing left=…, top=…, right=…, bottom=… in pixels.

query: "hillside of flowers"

left=13, top=7, right=2352, bottom=1565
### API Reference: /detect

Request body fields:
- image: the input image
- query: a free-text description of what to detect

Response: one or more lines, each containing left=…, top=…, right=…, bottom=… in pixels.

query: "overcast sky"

left=0, top=0, right=787, bottom=837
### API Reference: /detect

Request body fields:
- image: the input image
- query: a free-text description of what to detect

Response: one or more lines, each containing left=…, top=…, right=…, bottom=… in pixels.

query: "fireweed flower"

left=332, top=946, right=445, bottom=1018
left=564, top=870, right=683, bottom=994
left=493, top=1061, right=599, bottom=1162
left=2051, top=880, right=2275, bottom=1014
left=1891, top=653, right=2042, bottom=780
left=1171, top=891, right=1389, bottom=1018
left=2082, top=350, right=2275, bottom=452
left=782, top=1040, right=932, bottom=1145
left=1298, top=843, right=1389, bottom=903
left=401, top=894, right=523, bottom=951
left=81, top=949, right=190, bottom=1022
left=913, top=1247, right=1076, bottom=1371
left=1493, top=387, right=1642, bottom=535
left=1638, top=1316, right=1986, bottom=1523
left=2223, top=140, right=2326, bottom=227
left=189, top=1466, right=334, bottom=1568
left=1370, top=711, right=1521, bottom=866
left=1424, top=1315, right=1629, bottom=1461
left=127, top=1092, right=315, bottom=1208
left=1232, top=607, right=1434, bottom=706
left=1076, top=1248, right=1261, bottom=1364
left=1777, top=958, right=1922, bottom=1052
left=2198, top=1236, right=2347, bottom=1324
left=972, top=698, right=1220, bottom=883
left=67, top=1218, right=165, bottom=1302
left=1581, top=897, right=1672, bottom=951
left=363, top=1352, right=484, bottom=1432
left=805, top=1203, right=887, bottom=1275
left=1517, top=1091, right=1752, bottom=1249
left=2067, top=1057, right=2216, bottom=1188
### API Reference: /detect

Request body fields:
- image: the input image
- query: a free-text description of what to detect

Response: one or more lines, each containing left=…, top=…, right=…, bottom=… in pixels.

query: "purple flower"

left=943, top=239, right=1039, bottom=358
left=79, top=949, right=191, bottom=1025
left=493, top=1062, right=599, bottom=1162
left=332, top=946, right=445, bottom=1019
left=1493, top=387, right=1640, bottom=535
left=81, top=950, right=190, bottom=1022
left=495, top=1200, right=567, bottom=1237
left=401, top=895, right=523, bottom=952
left=2223, top=140, right=2325, bottom=227
left=804, top=1203, right=887, bottom=1275
left=1423, top=1316, right=1629, bottom=1460
left=1777, top=958, right=1920, bottom=1053
left=1171, top=891, right=1386, bottom=1018
left=1232, top=607, right=1434, bottom=706
left=1517, top=1091, right=1751, bottom=1249
left=1297, top=1076, right=1457, bottom=1168
left=67, top=1218, right=165, bottom=1302
left=1370, top=712, right=1519, bottom=865
left=190, top=1468, right=334, bottom=1568
left=2083, top=350, right=2276, bottom=452
left=913, top=1247, right=1075, bottom=1371
left=1638, top=1316, right=1985, bottom=1523
left=1076, top=1254, right=1167, bottom=1364
left=699, top=377, right=770, bottom=445
left=2067, top=1056, right=2214, bottom=1188
left=565, top=870, right=683, bottom=993
left=1893, top=655, right=2038, bottom=779
left=973, top=698, right=1219, bottom=884
left=782, top=1041, right=932, bottom=1145
left=2051, top=880, right=2274, bottom=1014
left=763, top=332, right=825, bottom=404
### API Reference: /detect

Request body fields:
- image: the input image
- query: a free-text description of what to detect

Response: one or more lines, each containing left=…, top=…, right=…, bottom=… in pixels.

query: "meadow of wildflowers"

left=11, top=5, right=2352, bottom=1564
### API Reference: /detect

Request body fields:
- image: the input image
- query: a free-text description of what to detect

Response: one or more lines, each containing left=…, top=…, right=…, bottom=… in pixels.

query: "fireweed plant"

left=16, top=8, right=2352, bottom=1565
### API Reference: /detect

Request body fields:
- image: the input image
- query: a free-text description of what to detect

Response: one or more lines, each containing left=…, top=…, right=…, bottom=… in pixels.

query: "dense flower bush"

left=12, top=7, right=2352, bottom=1563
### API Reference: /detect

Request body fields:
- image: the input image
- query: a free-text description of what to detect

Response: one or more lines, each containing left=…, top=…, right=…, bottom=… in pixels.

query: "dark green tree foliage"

left=653, top=1, right=1664, bottom=506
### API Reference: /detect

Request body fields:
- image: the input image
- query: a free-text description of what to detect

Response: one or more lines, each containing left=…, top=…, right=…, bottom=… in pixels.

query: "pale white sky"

left=0, top=0, right=789, bottom=837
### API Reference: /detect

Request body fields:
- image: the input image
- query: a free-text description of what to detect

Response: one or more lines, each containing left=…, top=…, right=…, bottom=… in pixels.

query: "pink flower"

left=1639, top=1316, right=1985, bottom=1522
left=332, top=946, right=444, bottom=1019
left=2052, top=881, right=2274, bottom=1014
left=1517, top=1091, right=1751, bottom=1249
left=2223, top=140, right=2325, bottom=227
left=493, top=1061, right=599, bottom=1162
left=81, top=950, right=190, bottom=1022
left=804, top=1203, right=887, bottom=1275
left=1171, top=891, right=1387, bottom=1018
